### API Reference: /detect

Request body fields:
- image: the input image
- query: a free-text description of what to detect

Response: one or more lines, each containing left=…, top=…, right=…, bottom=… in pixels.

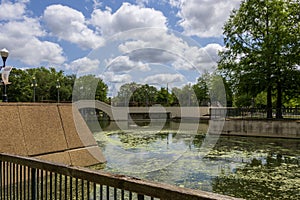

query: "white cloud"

left=136, top=0, right=149, bottom=7
left=43, top=4, right=104, bottom=49
left=65, top=57, right=100, bottom=73
left=100, top=71, right=132, bottom=84
left=90, top=2, right=167, bottom=36
left=3, top=17, right=45, bottom=38
left=128, top=48, right=176, bottom=64
left=175, top=43, right=223, bottom=71
left=0, top=1, right=26, bottom=20
left=174, top=0, right=240, bottom=37
left=144, top=73, right=184, bottom=84
left=201, top=43, right=224, bottom=63
left=115, top=28, right=223, bottom=72
left=169, top=0, right=181, bottom=7
left=92, top=0, right=103, bottom=9
left=106, top=55, right=150, bottom=73
left=0, top=2, right=66, bottom=66
left=12, top=38, right=65, bottom=65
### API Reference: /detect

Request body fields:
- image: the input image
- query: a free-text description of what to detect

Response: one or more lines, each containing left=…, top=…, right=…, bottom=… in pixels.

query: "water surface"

left=91, top=121, right=300, bottom=200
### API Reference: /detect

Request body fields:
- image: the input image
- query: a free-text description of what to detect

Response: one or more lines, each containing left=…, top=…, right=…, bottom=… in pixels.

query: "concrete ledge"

left=209, top=119, right=300, bottom=139
left=68, top=146, right=105, bottom=166
left=36, top=151, right=72, bottom=166
left=0, top=103, right=106, bottom=166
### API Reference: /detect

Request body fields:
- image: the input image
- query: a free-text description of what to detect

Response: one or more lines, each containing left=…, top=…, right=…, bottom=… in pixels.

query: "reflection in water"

left=90, top=121, right=300, bottom=200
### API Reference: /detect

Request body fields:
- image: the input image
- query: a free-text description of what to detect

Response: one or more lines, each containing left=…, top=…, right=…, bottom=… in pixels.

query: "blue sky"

left=0, top=0, right=241, bottom=93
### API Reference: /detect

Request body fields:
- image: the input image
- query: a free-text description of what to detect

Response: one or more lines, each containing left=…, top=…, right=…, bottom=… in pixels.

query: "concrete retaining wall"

left=209, top=119, right=300, bottom=139
left=0, top=103, right=105, bottom=166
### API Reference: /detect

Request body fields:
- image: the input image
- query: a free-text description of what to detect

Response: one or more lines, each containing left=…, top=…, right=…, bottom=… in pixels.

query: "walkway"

left=74, top=100, right=210, bottom=121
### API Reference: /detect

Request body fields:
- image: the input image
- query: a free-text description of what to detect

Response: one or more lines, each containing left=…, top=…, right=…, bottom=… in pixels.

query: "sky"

left=0, top=0, right=241, bottom=94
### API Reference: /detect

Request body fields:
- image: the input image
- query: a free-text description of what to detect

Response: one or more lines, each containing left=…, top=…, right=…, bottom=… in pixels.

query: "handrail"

left=0, top=153, right=242, bottom=200
left=210, top=107, right=300, bottom=120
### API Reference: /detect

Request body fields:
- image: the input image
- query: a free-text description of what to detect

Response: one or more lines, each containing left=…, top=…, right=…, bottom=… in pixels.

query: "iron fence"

left=0, top=153, right=240, bottom=200
left=210, top=107, right=300, bottom=120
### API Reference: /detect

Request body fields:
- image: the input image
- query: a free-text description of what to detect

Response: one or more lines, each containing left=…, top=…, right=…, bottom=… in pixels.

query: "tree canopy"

left=219, top=0, right=300, bottom=118
left=3, top=67, right=108, bottom=103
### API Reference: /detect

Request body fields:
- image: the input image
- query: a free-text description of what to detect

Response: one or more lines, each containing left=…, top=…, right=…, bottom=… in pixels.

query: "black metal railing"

left=210, top=107, right=300, bottom=120
left=0, top=153, right=240, bottom=200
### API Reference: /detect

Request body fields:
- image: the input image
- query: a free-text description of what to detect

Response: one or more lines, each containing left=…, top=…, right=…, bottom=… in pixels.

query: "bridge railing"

left=210, top=107, right=300, bottom=120
left=0, top=153, right=241, bottom=200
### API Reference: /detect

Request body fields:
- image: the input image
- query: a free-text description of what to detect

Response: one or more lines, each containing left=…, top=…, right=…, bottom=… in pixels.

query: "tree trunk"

left=276, top=81, right=283, bottom=119
left=267, top=85, right=273, bottom=119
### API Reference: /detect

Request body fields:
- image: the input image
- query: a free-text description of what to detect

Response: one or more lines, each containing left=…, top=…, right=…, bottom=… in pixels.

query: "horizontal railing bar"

left=0, top=153, right=242, bottom=200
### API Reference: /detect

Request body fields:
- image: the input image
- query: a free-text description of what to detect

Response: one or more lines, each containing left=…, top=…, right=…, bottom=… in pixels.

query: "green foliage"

left=193, top=75, right=209, bottom=106
left=3, top=67, right=107, bottom=102
left=156, top=87, right=173, bottom=106
left=72, top=74, right=108, bottom=102
left=7, top=68, right=32, bottom=102
left=234, top=93, right=252, bottom=107
left=112, top=73, right=233, bottom=107
left=219, top=0, right=300, bottom=117
left=133, top=84, right=158, bottom=106
left=112, top=82, right=140, bottom=106
left=172, top=84, right=197, bottom=106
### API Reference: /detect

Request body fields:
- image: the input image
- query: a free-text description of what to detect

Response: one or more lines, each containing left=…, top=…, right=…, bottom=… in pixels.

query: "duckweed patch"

left=93, top=122, right=300, bottom=200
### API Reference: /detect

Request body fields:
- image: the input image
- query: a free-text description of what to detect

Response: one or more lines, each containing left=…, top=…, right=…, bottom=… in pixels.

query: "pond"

left=89, top=121, right=300, bottom=200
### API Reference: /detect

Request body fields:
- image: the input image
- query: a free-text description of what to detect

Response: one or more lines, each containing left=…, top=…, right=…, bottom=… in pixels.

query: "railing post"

left=138, top=194, right=145, bottom=200
left=31, top=168, right=36, bottom=200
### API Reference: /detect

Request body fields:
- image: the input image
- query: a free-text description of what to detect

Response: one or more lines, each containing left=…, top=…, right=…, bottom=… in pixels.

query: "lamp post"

left=1, top=48, right=9, bottom=102
left=31, top=76, right=37, bottom=102
left=56, top=79, right=60, bottom=103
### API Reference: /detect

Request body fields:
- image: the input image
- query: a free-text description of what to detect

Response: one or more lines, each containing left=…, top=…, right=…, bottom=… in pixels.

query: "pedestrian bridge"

left=74, top=100, right=210, bottom=121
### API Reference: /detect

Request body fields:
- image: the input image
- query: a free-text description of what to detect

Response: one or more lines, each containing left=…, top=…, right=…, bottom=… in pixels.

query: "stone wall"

left=208, top=119, right=300, bottom=139
left=0, top=103, right=105, bottom=166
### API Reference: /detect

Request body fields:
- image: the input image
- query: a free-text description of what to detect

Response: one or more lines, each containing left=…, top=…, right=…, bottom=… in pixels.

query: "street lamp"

left=1, top=48, right=9, bottom=102
left=56, top=79, right=60, bottom=103
left=31, top=76, right=37, bottom=102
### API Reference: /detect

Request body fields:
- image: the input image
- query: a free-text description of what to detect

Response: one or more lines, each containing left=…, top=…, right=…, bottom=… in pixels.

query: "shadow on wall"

left=0, top=103, right=105, bottom=167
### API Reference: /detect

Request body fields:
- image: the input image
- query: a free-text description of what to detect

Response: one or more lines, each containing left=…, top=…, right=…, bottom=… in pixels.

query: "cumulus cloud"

left=0, top=0, right=227, bottom=75
left=43, top=4, right=104, bottom=49
left=100, top=71, right=132, bottom=83
left=2, top=17, right=45, bottom=38
left=128, top=48, right=176, bottom=64
left=136, top=0, right=149, bottom=7
left=0, top=1, right=66, bottom=66
left=174, top=0, right=240, bottom=37
left=12, top=38, right=65, bottom=65
left=144, top=73, right=185, bottom=84
left=114, top=28, right=223, bottom=72
left=0, top=1, right=26, bottom=20
left=90, top=2, right=167, bottom=36
left=174, top=43, right=223, bottom=71
left=65, top=57, right=100, bottom=73
left=106, top=55, right=150, bottom=73
left=92, top=0, right=103, bottom=9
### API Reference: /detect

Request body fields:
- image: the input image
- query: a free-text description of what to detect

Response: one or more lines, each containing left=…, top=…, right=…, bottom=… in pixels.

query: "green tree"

left=27, top=67, right=52, bottom=101
left=72, top=74, right=107, bottom=102
left=3, top=67, right=77, bottom=102
left=132, top=84, right=158, bottom=106
left=172, top=84, right=197, bottom=106
left=156, top=87, right=174, bottom=106
left=209, top=75, right=229, bottom=107
left=6, top=68, right=32, bottom=102
left=113, top=82, right=140, bottom=106
left=193, top=74, right=209, bottom=106
left=219, top=0, right=300, bottom=118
